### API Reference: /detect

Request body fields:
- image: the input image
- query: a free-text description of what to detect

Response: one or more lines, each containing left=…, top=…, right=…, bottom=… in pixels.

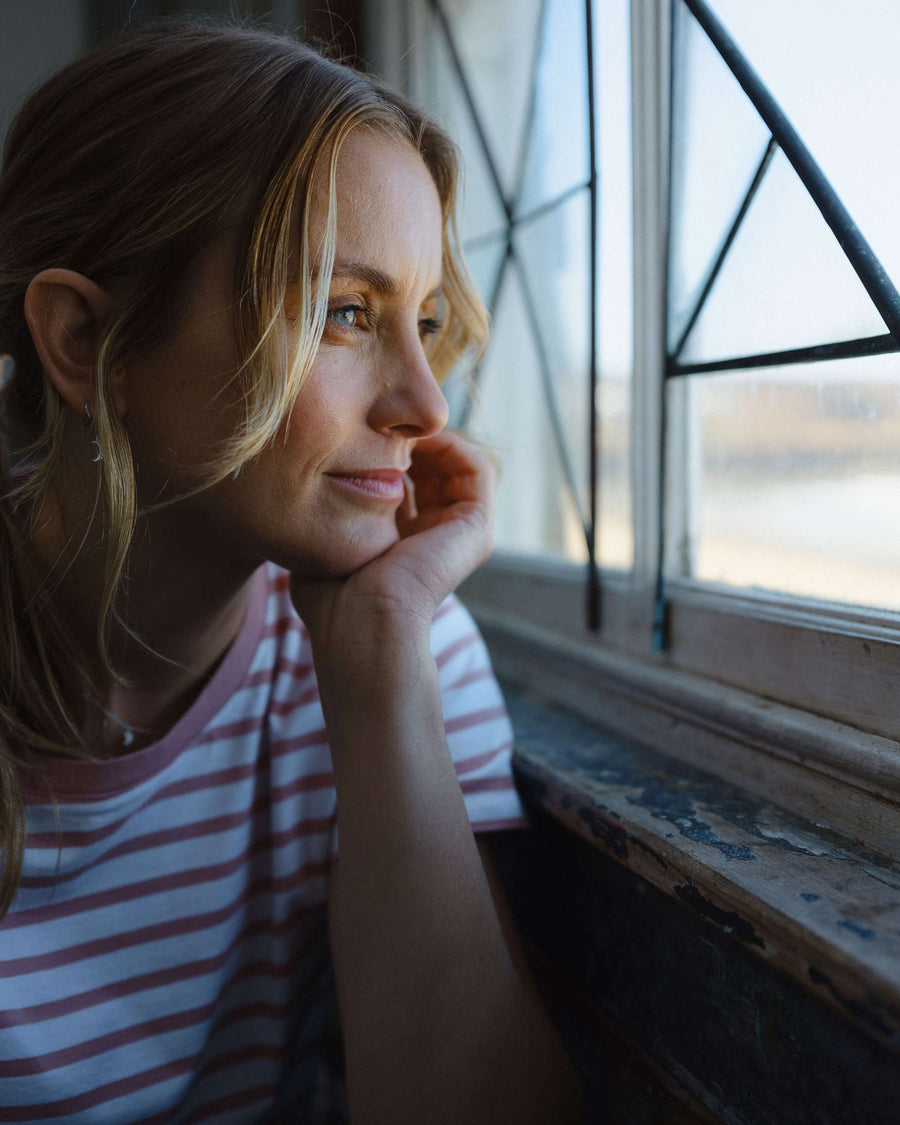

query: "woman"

left=0, top=17, right=583, bottom=1124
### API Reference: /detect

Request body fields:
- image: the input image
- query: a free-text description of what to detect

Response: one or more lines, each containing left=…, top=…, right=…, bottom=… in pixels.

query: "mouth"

left=324, top=469, right=407, bottom=503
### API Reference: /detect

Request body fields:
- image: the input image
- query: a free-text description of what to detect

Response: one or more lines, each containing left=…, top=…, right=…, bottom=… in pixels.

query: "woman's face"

left=121, top=129, right=450, bottom=579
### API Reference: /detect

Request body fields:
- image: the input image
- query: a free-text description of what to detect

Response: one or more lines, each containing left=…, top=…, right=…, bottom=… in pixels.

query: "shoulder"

left=429, top=592, right=486, bottom=671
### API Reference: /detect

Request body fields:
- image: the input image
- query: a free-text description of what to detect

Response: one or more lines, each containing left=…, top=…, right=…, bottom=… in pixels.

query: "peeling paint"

left=674, top=882, right=766, bottom=948
left=625, top=790, right=756, bottom=862
left=509, top=687, right=900, bottom=871
left=629, top=834, right=670, bottom=870
left=756, top=823, right=836, bottom=857
left=838, top=918, right=877, bottom=942
left=576, top=804, right=630, bottom=861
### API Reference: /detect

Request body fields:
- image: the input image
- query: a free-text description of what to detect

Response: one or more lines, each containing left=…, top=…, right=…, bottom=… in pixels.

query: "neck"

left=31, top=486, right=259, bottom=758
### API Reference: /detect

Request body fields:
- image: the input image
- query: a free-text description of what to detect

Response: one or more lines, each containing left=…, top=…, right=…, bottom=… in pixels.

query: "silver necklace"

left=97, top=704, right=158, bottom=747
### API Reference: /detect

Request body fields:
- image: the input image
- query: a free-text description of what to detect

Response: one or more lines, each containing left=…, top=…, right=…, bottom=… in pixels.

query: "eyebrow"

left=326, top=260, right=443, bottom=302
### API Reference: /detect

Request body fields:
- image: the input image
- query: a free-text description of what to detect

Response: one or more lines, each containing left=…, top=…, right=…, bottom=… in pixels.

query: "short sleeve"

left=430, top=593, right=531, bottom=834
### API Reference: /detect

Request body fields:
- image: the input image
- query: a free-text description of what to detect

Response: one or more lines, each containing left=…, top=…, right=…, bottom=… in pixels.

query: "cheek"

left=127, top=336, right=243, bottom=477
left=282, top=357, right=359, bottom=463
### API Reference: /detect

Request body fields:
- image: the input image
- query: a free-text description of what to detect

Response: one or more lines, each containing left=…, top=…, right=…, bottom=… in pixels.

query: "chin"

left=268, top=524, right=401, bottom=579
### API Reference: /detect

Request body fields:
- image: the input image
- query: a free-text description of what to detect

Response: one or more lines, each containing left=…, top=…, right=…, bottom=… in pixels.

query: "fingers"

left=408, top=430, right=496, bottom=509
left=394, top=472, right=418, bottom=538
left=397, top=472, right=418, bottom=521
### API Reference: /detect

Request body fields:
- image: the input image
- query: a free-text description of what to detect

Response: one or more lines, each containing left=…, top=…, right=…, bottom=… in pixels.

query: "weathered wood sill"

left=490, top=681, right=900, bottom=1123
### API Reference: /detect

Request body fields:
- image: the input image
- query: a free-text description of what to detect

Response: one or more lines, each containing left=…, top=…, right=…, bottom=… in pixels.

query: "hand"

left=289, top=429, right=496, bottom=657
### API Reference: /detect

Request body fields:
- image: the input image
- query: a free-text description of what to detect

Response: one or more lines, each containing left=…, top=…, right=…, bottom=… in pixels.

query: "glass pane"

left=595, top=0, right=633, bottom=570
left=516, top=0, right=590, bottom=214
left=461, top=234, right=508, bottom=299
left=679, top=149, right=886, bottom=364
left=668, top=0, right=771, bottom=352
left=515, top=191, right=590, bottom=527
left=444, top=236, right=508, bottom=428
left=466, top=267, right=589, bottom=563
left=676, top=354, right=900, bottom=610
left=706, top=0, right=900, bottom=299
left=420, top=5, right=508, bottom=241
left=435, top=0, right=544, bottom=201
left=597, top=378, right=632, bottom=570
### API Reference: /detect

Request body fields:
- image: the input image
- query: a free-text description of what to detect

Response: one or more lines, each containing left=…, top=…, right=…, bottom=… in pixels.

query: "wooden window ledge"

left=500, top=679, right=900, bottom=1056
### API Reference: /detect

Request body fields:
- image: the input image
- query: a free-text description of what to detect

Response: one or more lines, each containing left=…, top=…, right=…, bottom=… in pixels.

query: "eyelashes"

left=326, top=302, right=444, bottom=339
left=327, top=303, right=367, bottom=330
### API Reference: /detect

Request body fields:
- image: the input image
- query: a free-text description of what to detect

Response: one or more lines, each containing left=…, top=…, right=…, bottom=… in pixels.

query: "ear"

left=23, top=268, right=127, bottom=420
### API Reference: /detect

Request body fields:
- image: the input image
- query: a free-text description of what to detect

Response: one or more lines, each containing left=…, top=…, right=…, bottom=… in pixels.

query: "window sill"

left=463, top=586, right=900, bottom=860
left=470, top=612, right=900, bottom=1055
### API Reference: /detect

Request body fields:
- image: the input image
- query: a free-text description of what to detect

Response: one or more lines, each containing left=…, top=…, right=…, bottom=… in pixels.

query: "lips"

left=327, top=469, right=408, bottom=481
left=325, top=468, right=408, bottom=502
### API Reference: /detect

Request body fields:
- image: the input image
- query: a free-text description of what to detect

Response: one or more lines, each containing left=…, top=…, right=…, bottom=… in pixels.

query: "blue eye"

left=328, top=304, right=365, bottom=330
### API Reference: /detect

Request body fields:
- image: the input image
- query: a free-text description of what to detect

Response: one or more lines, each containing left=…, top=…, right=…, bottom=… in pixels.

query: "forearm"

left=316, top=634, right=581, bottom=1125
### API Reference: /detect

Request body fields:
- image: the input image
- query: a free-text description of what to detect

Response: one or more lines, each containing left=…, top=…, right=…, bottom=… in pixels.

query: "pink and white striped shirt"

left=0, top=562, right=529, bottom=1123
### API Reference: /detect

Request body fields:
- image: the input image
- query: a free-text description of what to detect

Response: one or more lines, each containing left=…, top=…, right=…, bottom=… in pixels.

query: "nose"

left=369, top=329, right=450, bottom=439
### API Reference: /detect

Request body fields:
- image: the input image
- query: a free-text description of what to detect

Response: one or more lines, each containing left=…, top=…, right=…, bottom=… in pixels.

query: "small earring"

left=83, top=401, right=103, bottom=462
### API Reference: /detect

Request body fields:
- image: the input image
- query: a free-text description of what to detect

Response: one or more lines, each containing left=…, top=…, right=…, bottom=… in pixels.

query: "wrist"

left=311, top=618, right=435, bottom=691
left=313, top=633, right=443, bottom=768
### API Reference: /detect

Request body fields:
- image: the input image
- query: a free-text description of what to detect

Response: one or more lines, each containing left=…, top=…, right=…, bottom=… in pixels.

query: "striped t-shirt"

left=1, top=562, right=529, bottom=1123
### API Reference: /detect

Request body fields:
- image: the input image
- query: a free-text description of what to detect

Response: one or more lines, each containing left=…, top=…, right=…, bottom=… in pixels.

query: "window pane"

left=430, top=0, right=544, bottom=202
left=418, top=0, right=634, bottom=572
left=419, top=4, right=508, bottom=240
left=668, top=0, right=771, bottom=353
left=467, top=267, right=589, bottom=563
left=707, top=0, right=900, bottom=297
left=461, top=234, right=507, bottom=301
left=445, top=236, right=507, bottom=428
left=679, top=149, right=885, bottom=364
left=597, top=378, right=632, bottom=570
left=595, top=0, right=633, bottom=569
left=675, top=354, right=900, bottom=610
left=515, top=191, right=591, bottom=528
left=516, top=0, right=590, bottom=214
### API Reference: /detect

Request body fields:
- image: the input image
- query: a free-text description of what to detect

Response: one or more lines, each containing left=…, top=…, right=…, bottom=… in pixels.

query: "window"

left=371, top=0, right=900, bottom=858
left=408, top=0, right=634, bottom=585
left=667, top=0, right=900, bottom=613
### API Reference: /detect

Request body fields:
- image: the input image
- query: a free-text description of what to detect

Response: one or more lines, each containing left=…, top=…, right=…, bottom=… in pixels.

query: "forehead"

left=310, top=129, right=444, bottom=293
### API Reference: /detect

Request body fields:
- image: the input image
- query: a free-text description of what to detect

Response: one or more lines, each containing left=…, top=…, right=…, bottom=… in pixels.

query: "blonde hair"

left=0, top=17, right=488, bottom=917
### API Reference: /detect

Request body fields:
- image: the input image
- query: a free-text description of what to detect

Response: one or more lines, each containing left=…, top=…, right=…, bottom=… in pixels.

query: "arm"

left=293, top=431, right=584, bottom=1125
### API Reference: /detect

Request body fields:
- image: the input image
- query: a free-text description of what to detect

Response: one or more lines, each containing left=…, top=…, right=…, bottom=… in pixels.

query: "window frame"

left=371, top=0, right=900, bottom=859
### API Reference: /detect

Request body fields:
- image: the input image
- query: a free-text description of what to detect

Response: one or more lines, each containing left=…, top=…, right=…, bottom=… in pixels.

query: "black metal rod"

left=510, top=0, right=549, bottom=215
left=463, top=181, right=593, bottom=254
left=654, top=0, right=678, bottom=653
left=585, top=0, right=600, bottom=630
left=671, top=136, right=778, bottom=362
left=512, top=250, right=593, bottom=553
left=683, top=0, right=900, bottom=345
left=429, top=0, right=512, bottom=221
left=515, top=179, right=592, bottom=230
left=460, top=230, right=507, bottom=257
left=667, top=332, right=899, bottom=377
left=431, top=0, right=592, bottom=567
